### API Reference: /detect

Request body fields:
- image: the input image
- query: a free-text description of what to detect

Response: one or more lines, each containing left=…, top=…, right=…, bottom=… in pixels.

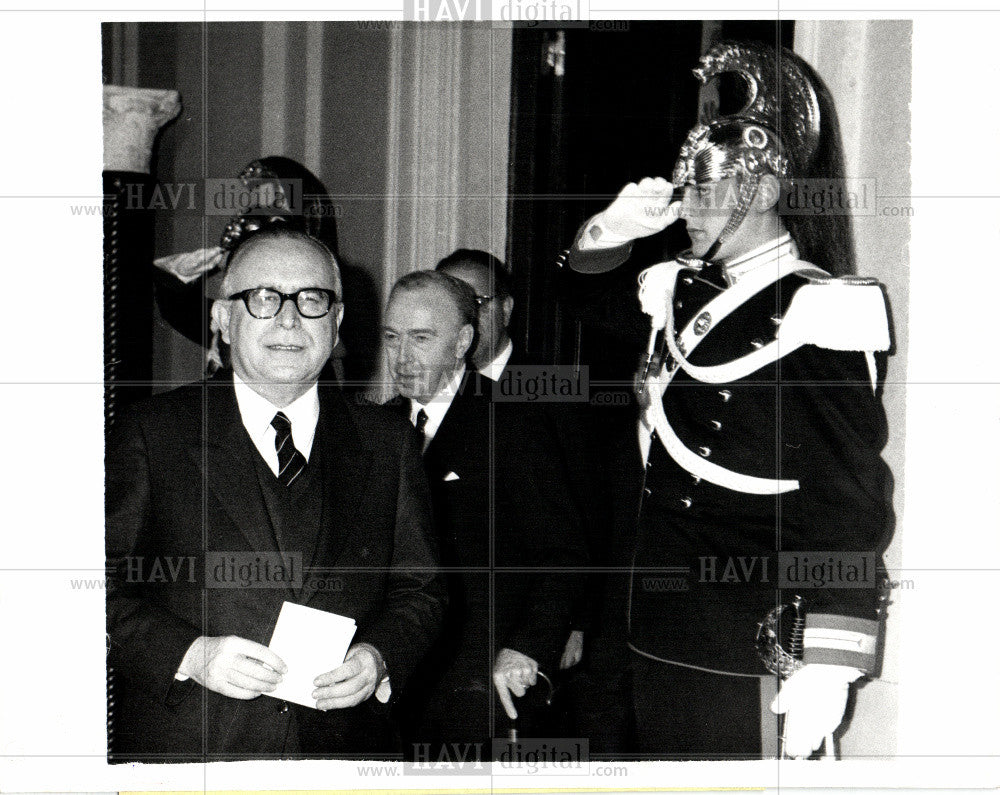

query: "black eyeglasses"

left=227, top=287, right=340, bottom=319
left=473, top=294, right=495, bottom=307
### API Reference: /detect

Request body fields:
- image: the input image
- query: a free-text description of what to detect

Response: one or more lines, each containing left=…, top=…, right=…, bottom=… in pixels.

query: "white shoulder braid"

left=777, top=270, right=891, bottom=354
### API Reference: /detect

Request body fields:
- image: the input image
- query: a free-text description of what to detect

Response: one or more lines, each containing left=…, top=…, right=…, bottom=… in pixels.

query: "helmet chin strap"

left=639, top=172, right=765, bottom=391
left=684, top=172, right=762, bottom=267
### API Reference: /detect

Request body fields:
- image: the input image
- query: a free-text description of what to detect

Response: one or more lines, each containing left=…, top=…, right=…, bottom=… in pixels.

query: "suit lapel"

left=194, top=372, right=283, bottom=560
left=312, top=385, right=373, bottom=567
left=423, top=371, right=485, bottom=473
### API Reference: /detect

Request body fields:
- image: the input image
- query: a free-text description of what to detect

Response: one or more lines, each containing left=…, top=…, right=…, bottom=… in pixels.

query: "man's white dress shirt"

left=478, top=339, right=513, bottom=382
left=233, top=371, right=320, bottom=473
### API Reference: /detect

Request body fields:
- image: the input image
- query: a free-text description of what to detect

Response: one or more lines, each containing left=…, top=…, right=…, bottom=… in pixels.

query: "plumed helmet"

left=218, top=156, right=339, bottom=254
left=670, top=40, right=856, bottom=276
left=672, top=40, right=822, bottom=188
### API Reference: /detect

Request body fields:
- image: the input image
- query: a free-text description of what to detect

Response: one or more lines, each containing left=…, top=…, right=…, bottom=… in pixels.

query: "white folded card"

left=265, top=601, right=357, bottom=709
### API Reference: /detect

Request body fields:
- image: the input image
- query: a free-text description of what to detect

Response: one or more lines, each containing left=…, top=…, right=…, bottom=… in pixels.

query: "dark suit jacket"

left=106, top=370, right=445, bottom=761
left=390, top=372, right=586, bottom=745
left=494, top=347, right=610, bottom=635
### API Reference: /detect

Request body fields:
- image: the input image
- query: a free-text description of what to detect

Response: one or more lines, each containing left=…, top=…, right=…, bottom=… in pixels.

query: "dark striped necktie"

left=271, top=411, right=307, bottom=487
left=414, top=408, right=429, bottom=450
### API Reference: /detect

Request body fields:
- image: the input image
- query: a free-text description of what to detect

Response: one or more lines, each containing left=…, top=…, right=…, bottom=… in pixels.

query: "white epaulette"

left=777, top=271, right=891, bottom=353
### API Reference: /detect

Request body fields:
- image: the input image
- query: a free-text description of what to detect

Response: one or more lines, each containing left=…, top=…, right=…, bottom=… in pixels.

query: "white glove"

left=770, top=663, right=863, bottom=758
left=153, top=246, right=225, bottom=283
left=584, top=177, right=680, bottom=246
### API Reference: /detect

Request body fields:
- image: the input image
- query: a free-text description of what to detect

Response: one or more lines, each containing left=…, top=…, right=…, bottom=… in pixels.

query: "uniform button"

left=698, top=446, right=711, bottom=457
left=770, top=314, right=783, bottom=326
left=680, top=497, right=692, bottom=508
left=675, top=299, right=683, bottom=309
left=691, top=475, right=702, bottom=485
left=750, top=338, right=765, bottom=349
left=718, top=389, right=732, bottom=402
left=709, top=420, right=722, bottom=431
left=643, top=487, right=652, bottom=496
left=682, top=276, right=694, bottom=285
left=278, top=700, right=289, bottom=714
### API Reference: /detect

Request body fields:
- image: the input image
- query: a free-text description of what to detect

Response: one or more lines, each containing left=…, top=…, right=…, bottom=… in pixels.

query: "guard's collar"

left=720, top=233, right=797, bottom=286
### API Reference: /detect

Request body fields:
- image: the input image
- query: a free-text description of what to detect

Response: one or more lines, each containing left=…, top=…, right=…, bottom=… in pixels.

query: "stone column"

left=102, top=86, right=180, bottom=432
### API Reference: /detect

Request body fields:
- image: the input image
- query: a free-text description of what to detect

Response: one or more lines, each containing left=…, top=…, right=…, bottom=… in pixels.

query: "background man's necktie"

left=271, top=411, right=306, bottom=486
left=414, top=408, right=429, bottom=450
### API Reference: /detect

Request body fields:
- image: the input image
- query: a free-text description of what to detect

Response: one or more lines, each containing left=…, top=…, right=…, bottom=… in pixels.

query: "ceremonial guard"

left=566, top=41, right=894, bottom=759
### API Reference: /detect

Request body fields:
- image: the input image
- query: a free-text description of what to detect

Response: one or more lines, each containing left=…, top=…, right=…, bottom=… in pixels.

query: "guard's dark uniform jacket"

left=577, top=234, right=894, bottom=678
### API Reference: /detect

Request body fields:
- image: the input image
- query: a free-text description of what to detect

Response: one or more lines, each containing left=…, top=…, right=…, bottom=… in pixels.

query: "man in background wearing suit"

left=435, top=249, right=515, bottom=379
left=106, top=229, right=445, bottom=761
left=382, top=270, right=585, bottom=760
left=436, top=251, right=614, bottom=742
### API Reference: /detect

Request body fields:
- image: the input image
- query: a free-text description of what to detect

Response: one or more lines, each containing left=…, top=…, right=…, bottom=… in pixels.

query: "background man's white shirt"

left=409, top=366, right=466, bottom=449
left=479, top=339, right=513, bottom=382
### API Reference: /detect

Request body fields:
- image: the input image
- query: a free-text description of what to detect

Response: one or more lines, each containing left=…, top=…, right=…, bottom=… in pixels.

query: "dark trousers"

left=630, top=651, right=779, bottom=760
left=567, top=655, right=634, bottom=755
left=296, top=700, right=397, bottom=758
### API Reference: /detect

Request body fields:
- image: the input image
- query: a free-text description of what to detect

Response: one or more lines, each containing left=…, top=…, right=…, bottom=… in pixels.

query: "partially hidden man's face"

left=679, top=176, right=743, bottom=260
left=383, top=285, right=474, bottom=405
left=216, top=237, right=343, bottom=391
left=439, top=262, right=513, bottom=369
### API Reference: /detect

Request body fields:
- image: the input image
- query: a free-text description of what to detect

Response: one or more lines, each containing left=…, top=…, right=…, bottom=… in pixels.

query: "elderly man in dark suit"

left=106, top=228, right=445, bottom=762
left=382, top=270, right=585, bottom=761
left=435, top=250, right=613, bottom=745
left=434, top=249, right=515, bottom=379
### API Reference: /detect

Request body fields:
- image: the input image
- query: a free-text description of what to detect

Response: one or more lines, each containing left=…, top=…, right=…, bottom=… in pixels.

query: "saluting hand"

left=597, top=177, right=681, bottom=241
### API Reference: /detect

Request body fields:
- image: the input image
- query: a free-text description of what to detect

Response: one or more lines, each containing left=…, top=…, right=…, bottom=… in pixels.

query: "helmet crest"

left=673, top=41, right=823, bottom=187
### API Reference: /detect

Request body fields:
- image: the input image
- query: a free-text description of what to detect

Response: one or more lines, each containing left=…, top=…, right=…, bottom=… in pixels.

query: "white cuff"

left=576, top=215, right=635, bottom=250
